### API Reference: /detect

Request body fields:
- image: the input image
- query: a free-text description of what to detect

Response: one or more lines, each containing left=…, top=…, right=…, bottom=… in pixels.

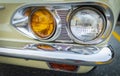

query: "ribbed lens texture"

left=70, top=9, right=104, bottom=41
left=31, top=9, right=55, bottom=39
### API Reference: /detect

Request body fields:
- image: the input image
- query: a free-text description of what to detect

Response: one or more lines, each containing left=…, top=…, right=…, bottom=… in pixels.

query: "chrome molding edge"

left=11, top=2, right=114, bottom=44
left=0, top=46, right=113, bottom=66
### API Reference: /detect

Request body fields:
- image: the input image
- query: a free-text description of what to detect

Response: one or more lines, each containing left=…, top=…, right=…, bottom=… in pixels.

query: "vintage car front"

left=0, top=0, right=120, bottom=73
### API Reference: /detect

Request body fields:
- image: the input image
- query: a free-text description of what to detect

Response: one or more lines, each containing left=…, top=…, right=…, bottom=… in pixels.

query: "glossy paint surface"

left=0, top=0, right=120, bottom=73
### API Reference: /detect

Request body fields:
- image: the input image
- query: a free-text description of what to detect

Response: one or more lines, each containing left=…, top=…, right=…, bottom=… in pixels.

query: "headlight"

left=30, top=8, right=56, bottom=39
left=67, top=7, right=106, bottom=44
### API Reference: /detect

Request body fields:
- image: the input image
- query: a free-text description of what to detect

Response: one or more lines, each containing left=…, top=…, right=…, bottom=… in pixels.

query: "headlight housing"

left=11, top=4, right=114, bottom=44
left=67, top=7, right=106, bottom=44
left=11, top=7, right=61, bottom=41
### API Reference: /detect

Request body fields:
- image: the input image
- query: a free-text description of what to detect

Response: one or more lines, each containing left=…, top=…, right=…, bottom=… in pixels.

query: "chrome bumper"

left=0, top=46, right=113, bottom=66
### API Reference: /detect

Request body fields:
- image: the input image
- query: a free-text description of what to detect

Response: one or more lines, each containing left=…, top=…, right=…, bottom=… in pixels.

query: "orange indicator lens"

left=49, top=63, right=78, bottom=71
left=31, top=8, right=55, bottom=39
left=37, top=44, right=56, bottom=51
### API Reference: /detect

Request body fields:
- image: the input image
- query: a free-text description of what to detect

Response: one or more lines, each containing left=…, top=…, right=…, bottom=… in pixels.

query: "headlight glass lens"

left=30, top=8, right=56, bottom=39
left=69, top=8, right=105, bottom=42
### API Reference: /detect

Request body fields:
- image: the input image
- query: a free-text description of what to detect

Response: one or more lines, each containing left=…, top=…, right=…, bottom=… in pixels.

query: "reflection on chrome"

left=11, top=2, right=114, bottom=44
left=11, top=7, right=61, bottom=41
left=13, top=17, right=28, bottom=25
left=0, top=45, right=113, bottom=65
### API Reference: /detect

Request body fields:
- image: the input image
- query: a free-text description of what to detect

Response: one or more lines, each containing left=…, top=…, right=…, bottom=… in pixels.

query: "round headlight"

left=67, top=7, right=106, bottom=44
left=30, top=8, right=56, bottom=39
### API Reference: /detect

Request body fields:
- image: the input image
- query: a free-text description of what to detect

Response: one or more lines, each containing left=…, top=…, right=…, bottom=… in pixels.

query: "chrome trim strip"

left=0, top=46, right=113, bottom=65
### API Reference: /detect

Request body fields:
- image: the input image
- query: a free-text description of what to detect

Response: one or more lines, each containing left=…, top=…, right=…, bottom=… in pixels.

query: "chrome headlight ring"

left=11, top=6, right=62, bottom=41
left=66, top=6, right=113, bottom=45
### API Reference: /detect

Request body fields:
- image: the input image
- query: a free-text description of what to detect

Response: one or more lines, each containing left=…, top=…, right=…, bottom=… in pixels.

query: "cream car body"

left=0, top=0, right=120, bottom=73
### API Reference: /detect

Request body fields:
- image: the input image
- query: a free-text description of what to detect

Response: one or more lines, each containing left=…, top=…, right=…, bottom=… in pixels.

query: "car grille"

left=56, top=10, right=71, bottom=41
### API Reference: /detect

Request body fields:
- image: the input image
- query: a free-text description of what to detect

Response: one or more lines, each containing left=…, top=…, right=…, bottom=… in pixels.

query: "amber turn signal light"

left=37, top=44, right=56, bottom=51
left=30, top=8, right=56, bottom=39
left=49, top=63, right=78, bottom=72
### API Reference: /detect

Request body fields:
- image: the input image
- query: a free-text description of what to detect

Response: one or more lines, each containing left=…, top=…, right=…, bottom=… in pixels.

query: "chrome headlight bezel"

left=11, top=6, right=62, bottom=41
left=66, top=6, right=113, bottom=44
left=11, top=3, right=114, bottom=44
